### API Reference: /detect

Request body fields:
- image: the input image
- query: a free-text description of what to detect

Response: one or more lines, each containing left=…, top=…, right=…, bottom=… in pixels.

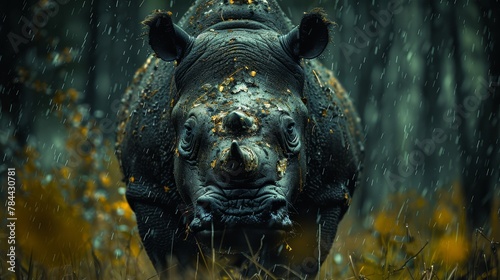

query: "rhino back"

left=176, top=0, right=294, bottom=35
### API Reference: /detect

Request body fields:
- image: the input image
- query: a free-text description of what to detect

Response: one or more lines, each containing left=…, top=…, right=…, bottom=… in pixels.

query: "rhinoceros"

left=116, top=0, right=363, bottom=278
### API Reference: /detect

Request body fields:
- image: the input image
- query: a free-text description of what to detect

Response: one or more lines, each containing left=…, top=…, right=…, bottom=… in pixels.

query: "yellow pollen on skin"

left=344, top=193, right=351, bottom=206
left=277, top=158, right=288, bottom=178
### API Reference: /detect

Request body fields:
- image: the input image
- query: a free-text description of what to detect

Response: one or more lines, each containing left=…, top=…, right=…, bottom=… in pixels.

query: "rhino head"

left=144, top=10, right=331, bottom=253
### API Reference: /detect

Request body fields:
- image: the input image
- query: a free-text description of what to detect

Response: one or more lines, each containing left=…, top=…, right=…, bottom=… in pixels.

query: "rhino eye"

left=179, top=116, right=198, bottom=159
left=280, top=115, right=301, bottom=154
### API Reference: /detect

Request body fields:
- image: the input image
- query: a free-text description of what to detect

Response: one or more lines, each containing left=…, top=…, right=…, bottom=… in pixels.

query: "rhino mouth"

left=189, top=186, right=293, bottom=234
left=190, top=190, right=292, bottom=253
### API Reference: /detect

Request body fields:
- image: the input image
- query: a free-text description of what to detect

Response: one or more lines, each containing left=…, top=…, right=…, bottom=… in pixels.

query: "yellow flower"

left=373, top=212, right=405, bottom=236
left=71, top=111, right=83, bottom=125
left=33, top=79, right=48, bottom=93
left=113, top=201, right=133, bottom=220
left=434, top=235, right=469, bottom=266
left=60, top=167, right=71, bottom=179
left=432, top=206, right=454, bottom=230
left=17, top=182, right=90, bottom=268
left=53, top=89, right=66, bottom=105
left=67, top=88, right=80, bottom=101
left=99, top=172, right=112, bottom=187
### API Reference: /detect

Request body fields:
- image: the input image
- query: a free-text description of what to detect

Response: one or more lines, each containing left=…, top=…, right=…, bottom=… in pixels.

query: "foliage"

left=323, top=184, right=500, bottom=280
left=1, top=86, right=155, bottom=279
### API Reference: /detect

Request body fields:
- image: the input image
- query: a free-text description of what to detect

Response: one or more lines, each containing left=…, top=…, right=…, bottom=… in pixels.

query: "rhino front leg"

left=285, top=181, right=352, bottom=277
left=126, top=184, right=198, bottom=278
left=283, top=206, right=343, bottom=277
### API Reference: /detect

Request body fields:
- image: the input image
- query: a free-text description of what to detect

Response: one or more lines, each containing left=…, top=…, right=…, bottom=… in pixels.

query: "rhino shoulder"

left=303, top=59, right=364, bottom=157
left=301, top=60, right=364, bottom=204
left=116, top=56, right=177, bottom=185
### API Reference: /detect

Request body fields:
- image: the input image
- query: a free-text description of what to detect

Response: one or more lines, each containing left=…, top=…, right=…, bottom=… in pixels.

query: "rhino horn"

left=221, top=141, right=259, bottom=176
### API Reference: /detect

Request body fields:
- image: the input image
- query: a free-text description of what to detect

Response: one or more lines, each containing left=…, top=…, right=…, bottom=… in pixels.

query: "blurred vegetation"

left=1, top=0, right=499, bottom=279
left=327, top=184, right=500, bottom=280
left=1, top=85, right=154, bottom=279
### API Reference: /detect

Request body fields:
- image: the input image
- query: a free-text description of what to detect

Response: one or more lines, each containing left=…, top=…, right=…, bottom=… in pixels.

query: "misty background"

left=1, top=0, right=499, bottom=255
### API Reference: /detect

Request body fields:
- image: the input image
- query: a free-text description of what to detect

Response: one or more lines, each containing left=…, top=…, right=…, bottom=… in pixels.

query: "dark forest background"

left=0, top=0, right=499, bottom=279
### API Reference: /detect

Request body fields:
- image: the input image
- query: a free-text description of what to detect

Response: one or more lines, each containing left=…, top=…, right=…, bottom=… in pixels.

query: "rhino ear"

left=281, top=12, right=331, bottom=60
left=143, top=11, right=194, bottom=62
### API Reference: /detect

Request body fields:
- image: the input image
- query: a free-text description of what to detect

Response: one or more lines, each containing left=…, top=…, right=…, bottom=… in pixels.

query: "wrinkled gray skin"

left=116, top=0, right=363, bottom=278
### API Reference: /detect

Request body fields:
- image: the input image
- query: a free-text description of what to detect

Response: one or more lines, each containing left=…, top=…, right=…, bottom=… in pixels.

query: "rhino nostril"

left=225, top=159, right=243, bottom=176
left=268, top=199, right=287, bottom=213
left=196, top=198, right=213, bottom=212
